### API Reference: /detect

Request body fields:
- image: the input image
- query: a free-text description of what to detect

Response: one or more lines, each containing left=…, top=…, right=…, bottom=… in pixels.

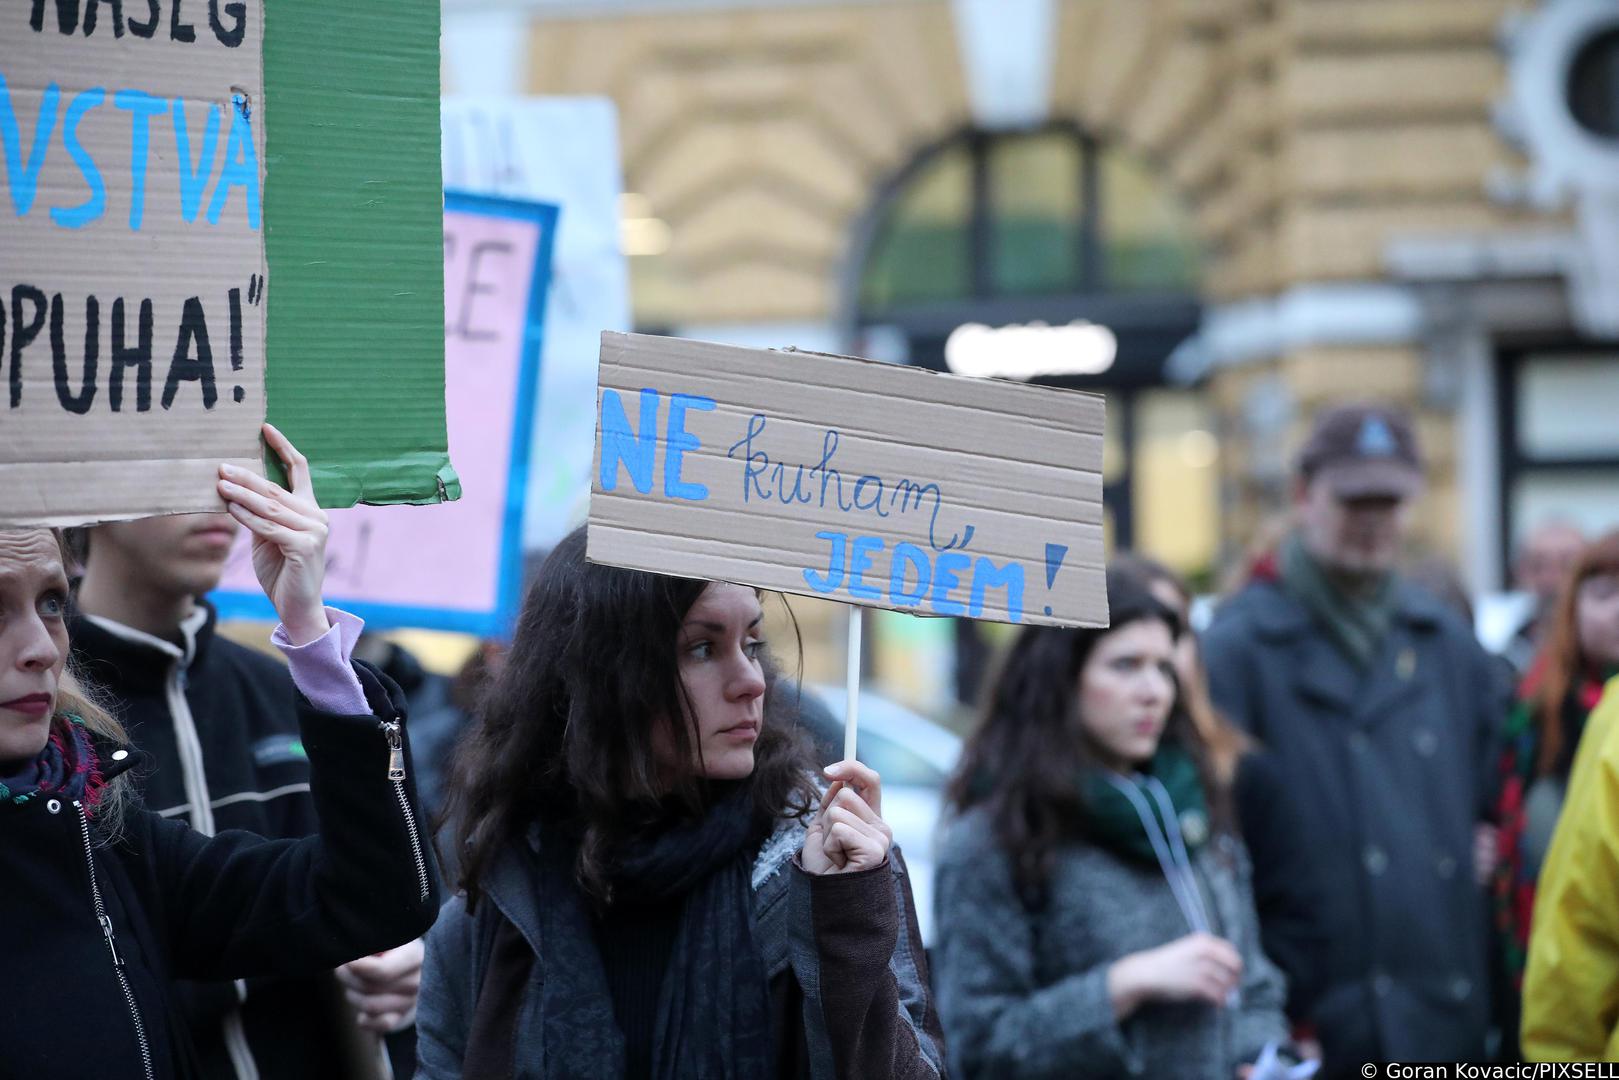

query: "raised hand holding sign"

left=217, top=423, right=330, bottom=645
left=588, top=331, right=1108, bottom=771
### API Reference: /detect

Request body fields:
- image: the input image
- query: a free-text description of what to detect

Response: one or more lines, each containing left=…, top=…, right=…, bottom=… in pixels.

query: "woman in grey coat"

left=934, top=570, right=1294, bottom=1079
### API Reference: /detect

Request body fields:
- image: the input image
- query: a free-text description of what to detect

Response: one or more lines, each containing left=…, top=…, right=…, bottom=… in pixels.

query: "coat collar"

left=88, top=730, right=145, bottom=785
left=489, top=806, right=812, bottom=972
left=1243, top=579, right=1452, bottom=724
left=69, top=601, right=216, bottom=694
left=0, top=726, right=143, bottom=816
left=1246, top=577, right=1449, bottom=641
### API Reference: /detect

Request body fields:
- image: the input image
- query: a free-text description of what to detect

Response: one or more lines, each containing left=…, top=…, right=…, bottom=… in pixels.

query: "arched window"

left=846, top=129, right=1216, bottom=705
left=854, top=125, right=1201, bottom=317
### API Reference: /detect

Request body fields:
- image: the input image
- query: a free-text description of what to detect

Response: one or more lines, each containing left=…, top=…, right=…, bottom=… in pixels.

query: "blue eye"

left=38, top=592, right=66, bottom=618
left=688, top=641, right=713, bottom=660
left=745, top=639, right=766, bottom=659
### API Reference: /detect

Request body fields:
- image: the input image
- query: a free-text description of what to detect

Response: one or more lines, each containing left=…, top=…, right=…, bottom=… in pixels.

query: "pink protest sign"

left=211, top=193, right=557, bottom=633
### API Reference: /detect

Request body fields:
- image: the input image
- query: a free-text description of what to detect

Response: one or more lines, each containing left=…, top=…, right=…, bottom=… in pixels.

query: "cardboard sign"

left=212, top=193, right=557, bottom=635
left=1, top=0, right=267, bottom=525
left=442, top=96, right=631, bottom=551
left=261, top=0, right=453, bottom=510
left=588, top=333, right=1108, bottom=627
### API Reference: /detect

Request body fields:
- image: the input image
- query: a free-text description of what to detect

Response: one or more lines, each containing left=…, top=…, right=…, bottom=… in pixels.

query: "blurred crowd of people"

left=8, top=400, right=1619, bottom=1078
left=930, top=402, right=1619, bottom=1077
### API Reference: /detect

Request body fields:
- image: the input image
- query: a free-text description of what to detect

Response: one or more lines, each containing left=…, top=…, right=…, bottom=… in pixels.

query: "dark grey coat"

left=1202, top=576, right=1505, bottom=1069
left=933, top=808, right=1288, bottom=1079
left=415, top=819, right=946, bottom=1079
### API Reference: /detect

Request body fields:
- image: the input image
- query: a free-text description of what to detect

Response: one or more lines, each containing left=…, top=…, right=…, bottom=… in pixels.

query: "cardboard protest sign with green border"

left=589, top=332, right=1108, bottom=628
left=0, top=0, right=453, bottom=526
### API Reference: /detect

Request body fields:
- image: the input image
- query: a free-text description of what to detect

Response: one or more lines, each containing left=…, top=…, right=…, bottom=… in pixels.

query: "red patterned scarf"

left=0, top=714, right=106, bottom=813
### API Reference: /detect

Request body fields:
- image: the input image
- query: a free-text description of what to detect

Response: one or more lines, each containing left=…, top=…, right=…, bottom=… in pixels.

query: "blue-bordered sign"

left=211, top=192, right=558, bottom=637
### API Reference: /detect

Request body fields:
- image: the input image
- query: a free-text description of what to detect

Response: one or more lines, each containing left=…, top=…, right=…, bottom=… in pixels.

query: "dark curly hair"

left=440, top=526, right=816, bottom=909
left=944, top=568, right=1228, bottom=905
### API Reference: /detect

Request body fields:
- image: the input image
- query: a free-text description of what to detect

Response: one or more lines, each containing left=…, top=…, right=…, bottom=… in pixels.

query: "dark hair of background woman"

left=1533, top=529, right=1619, bottom=776
left=440, top=526, right=817, bottom=910
left=944, top=568, right=1229, bottom=906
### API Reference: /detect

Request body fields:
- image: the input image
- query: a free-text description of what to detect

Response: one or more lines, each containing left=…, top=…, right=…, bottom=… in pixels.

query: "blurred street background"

left=366, top=0, right=1619, bottom=730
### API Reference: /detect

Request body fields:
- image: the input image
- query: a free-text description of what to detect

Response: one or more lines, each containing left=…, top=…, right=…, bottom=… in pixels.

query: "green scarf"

left=1279, top=531, right=1398, bottom=670
left=1079, top=743, right=1210, bottom=864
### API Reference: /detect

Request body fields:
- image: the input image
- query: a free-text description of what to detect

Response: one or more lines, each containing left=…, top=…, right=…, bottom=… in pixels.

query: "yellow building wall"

left=514, top=0, right=1563, bottom=565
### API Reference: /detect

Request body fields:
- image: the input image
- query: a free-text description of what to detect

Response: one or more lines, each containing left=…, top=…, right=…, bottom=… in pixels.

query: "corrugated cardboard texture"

left=589, top=333, right=1108, bottom=628
left=262, top=0, right=455, bottom=507
left=1, top=0, right=268, bottom=526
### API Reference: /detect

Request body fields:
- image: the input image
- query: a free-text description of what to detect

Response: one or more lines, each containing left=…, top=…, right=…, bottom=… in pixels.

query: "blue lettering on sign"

left=663, top=393, right=715, bottom=501
left=847, top=535, right=883, bottom=600
left=599, top=387, right=660, bottom=494
left=51, top=87, right=106, bottom=229
left=726, top=412, right=974, bottom=553
left=598, top=388, right=714, bottom=503
left=804, top=531, right=846, bottom=594
left=930, top=552, right=970, bottom=617
left=889, top=542, right=931, bottom=608
left=173, top=98, right=220, bottom=223
left=115, top=90, right=167, bottom=230
left=0, top=75, right=262, bottom=230
left=205, top=97, right=259, bottom=227
left=0, top=74, right=58, bottom=217
left=970, top=557, right=1024, bottom=619
left=804, top=530, right=1025, bottom=622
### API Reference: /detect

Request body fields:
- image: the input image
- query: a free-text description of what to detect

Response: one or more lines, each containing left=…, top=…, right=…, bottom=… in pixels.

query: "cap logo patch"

left=1356, top=416, right=1398, bottom=458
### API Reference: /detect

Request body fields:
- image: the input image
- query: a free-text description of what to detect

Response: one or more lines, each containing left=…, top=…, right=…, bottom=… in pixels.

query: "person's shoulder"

left=1581, top=680, right=1619, bottom=767
left=1393, top=580, right=1498, bottom=673
left=936, top=803, right=999, bottom=863
left=1206, top=580, right=1302, bottom=643
left=1395, top=579, right=1472, bottom=636
left=208, top=633, right=296, bottom=685
left=1235, top=746, right=1286, bottom=794
left=429, top=893, right=474, bottom=939
left=752, top=808, right=809, bottom=892
left=422, top=894, right=481, bottom=989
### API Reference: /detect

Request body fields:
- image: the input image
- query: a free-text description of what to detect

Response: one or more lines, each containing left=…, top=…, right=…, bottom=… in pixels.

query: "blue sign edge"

left=210, top=190, right=560, bottom=640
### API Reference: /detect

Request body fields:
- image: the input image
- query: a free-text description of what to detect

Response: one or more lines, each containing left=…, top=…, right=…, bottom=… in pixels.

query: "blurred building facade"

left=444, top=0, right=1619, bottom=602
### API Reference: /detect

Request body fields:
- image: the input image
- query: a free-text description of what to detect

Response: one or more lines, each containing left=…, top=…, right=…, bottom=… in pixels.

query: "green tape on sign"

left=262, top=0, right=457, bottom=507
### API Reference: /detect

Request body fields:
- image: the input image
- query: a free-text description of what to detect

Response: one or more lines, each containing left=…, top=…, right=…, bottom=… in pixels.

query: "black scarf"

left=536, top=782, right=773, bottom=1079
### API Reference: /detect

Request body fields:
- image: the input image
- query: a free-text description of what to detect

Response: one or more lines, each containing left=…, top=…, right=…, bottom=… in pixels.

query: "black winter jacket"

left=0, top=664, right=439, bottom=1080
left=69, top=603, right=360, bottom=1078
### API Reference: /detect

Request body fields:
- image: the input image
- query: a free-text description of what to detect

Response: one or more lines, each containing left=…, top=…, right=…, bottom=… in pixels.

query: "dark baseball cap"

left=1296, top=404, right=1423, bottom=499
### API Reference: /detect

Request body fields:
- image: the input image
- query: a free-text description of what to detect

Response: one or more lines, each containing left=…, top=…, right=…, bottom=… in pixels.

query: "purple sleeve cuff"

left=272, top=608, right=370, bottom=716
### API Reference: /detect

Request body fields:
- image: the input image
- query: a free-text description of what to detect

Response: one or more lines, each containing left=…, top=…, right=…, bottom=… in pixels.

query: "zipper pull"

left=381, top=719, right=406, bottom=781
left=99, top=914, right=125, bottom=966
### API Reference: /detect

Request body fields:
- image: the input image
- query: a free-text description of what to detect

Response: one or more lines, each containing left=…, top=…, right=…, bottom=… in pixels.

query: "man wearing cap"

left=1203, top=404, right=1504, bottom=1073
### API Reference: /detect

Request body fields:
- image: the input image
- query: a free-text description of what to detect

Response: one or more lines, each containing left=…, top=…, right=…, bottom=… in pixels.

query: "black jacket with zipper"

left=0, top=662, right=440, bottom=1080
left=68, top=603, right=366, bottom=1078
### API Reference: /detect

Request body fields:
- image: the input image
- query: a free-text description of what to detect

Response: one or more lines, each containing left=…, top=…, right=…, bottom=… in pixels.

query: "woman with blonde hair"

left=0, top=427, right=438, bottom=1078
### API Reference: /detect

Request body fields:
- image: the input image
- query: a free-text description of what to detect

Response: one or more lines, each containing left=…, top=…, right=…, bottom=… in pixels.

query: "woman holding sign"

left=0, top=426, right=438, bottom=1079
left=416, top=525, right=945, bottom=1079
left=932, top=569, right=1293, bottom=1079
